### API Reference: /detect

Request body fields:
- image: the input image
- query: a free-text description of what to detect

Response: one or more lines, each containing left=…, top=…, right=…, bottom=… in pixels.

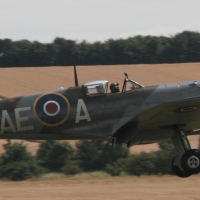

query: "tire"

left=181, top=149, right=200, bottom=174
left=172, top=156, right=191, bottom=178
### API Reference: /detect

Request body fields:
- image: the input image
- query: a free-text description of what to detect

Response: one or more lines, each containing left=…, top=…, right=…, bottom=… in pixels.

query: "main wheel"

left=172, top=156, right=191, bottom=178
left=181, top=149, right=200, bottom=174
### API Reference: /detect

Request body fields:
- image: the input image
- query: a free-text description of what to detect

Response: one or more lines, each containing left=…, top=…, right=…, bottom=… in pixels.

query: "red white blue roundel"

left=33, top=93, right=70, bottom=126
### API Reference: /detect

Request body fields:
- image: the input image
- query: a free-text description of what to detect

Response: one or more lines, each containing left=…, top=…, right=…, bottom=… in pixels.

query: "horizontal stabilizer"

left=0, top=94, right=8, bottom=99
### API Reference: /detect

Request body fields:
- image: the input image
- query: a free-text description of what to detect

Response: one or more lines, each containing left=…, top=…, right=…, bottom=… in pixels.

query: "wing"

left=138, top=97, right=200, bottom=133
left=114, top=97, right=200, bottom=146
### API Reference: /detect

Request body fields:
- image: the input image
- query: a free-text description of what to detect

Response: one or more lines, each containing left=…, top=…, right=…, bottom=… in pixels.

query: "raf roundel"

left=33, top=93, right=70, bottom=126
left=43, top=101, right=60, bottom=116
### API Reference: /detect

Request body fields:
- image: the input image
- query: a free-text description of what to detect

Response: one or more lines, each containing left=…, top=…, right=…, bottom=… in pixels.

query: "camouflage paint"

left=0, top=79, right=200, bottom=148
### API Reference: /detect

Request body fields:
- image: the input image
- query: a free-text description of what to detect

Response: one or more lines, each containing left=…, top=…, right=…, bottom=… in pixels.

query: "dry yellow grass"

left=0, top=175, right=199, bottom=200
left=0, top=63, right=200, bottom=154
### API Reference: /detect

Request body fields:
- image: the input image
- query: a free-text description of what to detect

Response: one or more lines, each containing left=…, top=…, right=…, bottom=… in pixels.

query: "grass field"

left=0, top=175, right=199, bottom=200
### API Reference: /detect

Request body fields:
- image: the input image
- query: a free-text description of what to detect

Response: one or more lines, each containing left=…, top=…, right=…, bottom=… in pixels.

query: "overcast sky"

left=0, top=0, right=199, bottom=43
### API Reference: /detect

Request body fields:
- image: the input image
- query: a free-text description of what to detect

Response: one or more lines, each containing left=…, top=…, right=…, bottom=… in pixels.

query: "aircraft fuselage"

left=0, top=80, right=200, bottom=144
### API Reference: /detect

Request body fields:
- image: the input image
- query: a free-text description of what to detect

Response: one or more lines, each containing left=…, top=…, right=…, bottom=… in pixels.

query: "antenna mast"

left=74, top=65, right=79, bottom=86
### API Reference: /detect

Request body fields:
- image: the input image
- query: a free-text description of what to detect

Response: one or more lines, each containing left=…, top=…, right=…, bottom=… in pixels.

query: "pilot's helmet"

left=110, top=82, right=120, bottom=93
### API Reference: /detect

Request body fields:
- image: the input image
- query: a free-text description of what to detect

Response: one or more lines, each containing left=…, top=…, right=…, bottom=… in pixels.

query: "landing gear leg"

left=171, top=130, right=200, bottom=178
left=112, top=137, right=116, bottom=149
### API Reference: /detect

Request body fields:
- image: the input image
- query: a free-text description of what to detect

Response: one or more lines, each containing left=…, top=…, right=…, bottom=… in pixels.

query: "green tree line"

left=0, top=139, right=179, bottom=181
left=1, top=31, right=200, bottom=67
left=1, top=138, right=200, bottom=181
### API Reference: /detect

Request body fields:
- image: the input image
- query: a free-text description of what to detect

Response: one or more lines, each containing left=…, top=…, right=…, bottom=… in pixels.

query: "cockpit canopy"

left=83, top=80, right=108, bottom=97
left=82, top=73, right=144, bottom=97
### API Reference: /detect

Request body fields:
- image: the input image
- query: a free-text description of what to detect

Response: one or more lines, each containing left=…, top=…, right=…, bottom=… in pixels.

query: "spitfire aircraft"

left=0, top=66, right=200, bottom=178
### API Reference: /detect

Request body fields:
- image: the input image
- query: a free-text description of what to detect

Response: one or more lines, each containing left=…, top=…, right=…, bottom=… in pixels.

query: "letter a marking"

left=75, top=99, right=91, bottom=123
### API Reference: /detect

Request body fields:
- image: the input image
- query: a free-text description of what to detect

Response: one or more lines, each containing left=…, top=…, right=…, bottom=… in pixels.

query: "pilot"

left=110, top=82, right=120, bottom=93
left=96, top=85, right=103, bottom=93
